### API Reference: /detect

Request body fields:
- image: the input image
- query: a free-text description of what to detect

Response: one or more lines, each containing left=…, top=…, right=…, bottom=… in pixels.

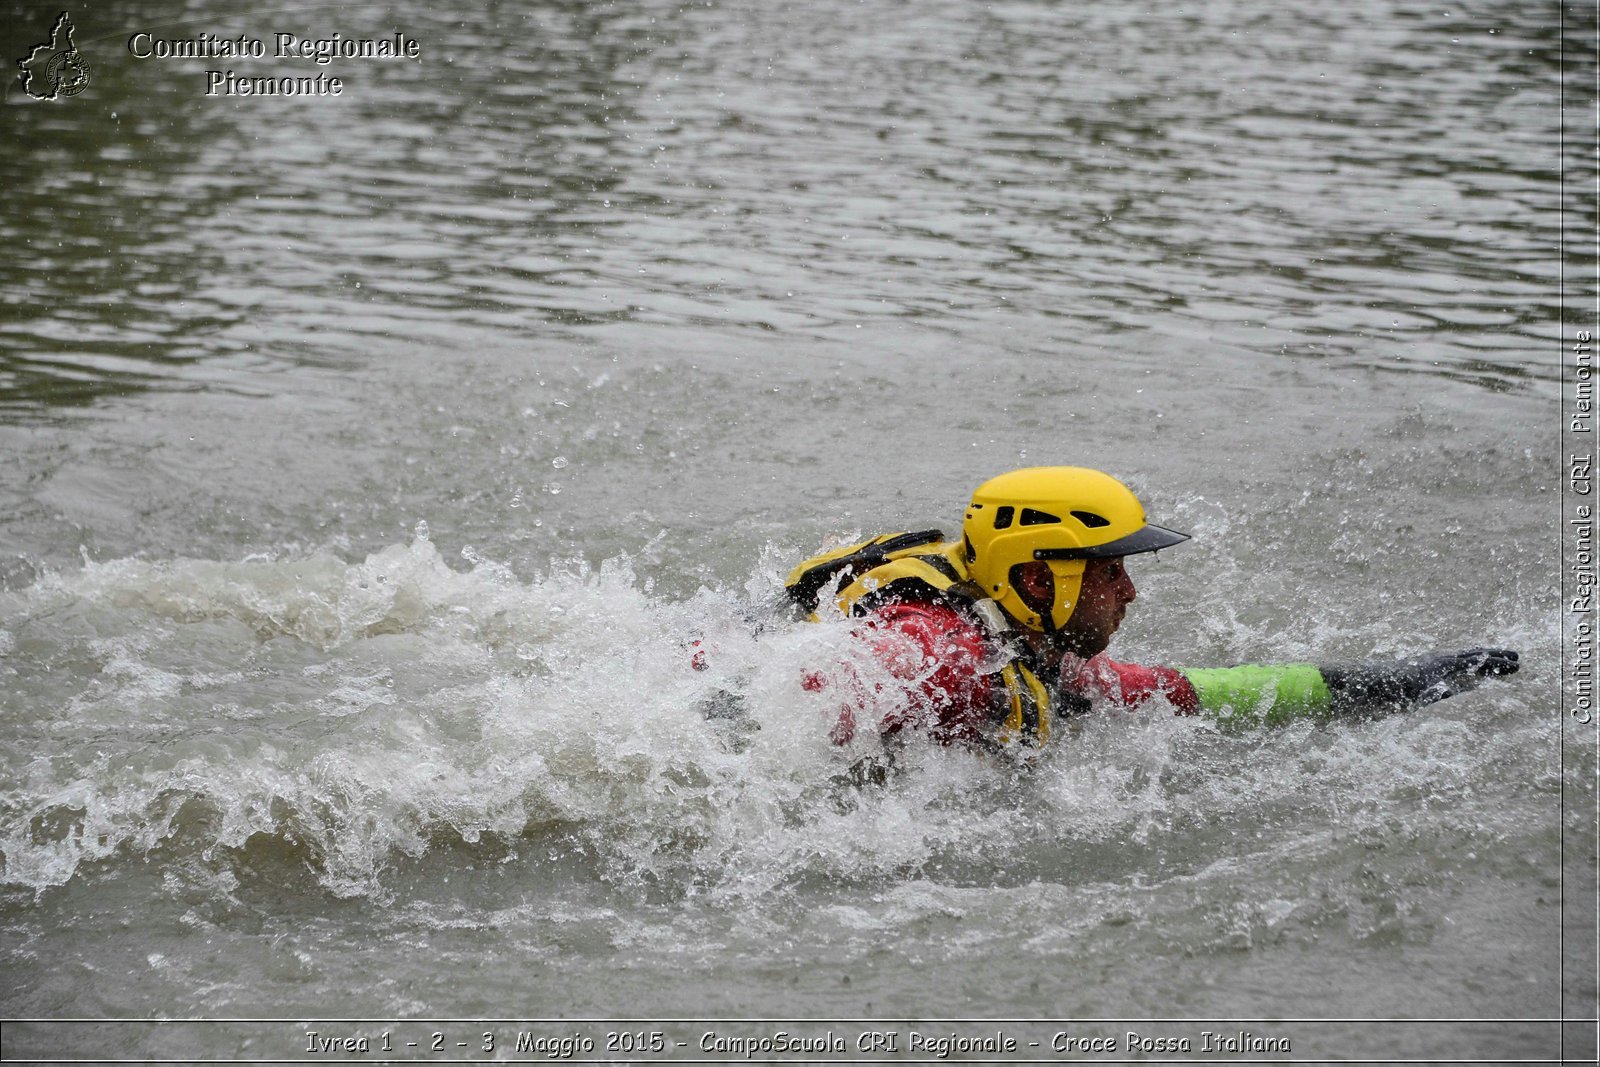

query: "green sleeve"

left=1178, top=664, right=1333, bottom=727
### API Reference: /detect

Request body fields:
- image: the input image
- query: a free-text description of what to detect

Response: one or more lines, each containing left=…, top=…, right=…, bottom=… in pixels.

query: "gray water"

left=1, top=0, right=1593, bottom=1062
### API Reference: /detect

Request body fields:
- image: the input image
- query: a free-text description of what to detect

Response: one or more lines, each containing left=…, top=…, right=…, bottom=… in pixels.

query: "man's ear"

left=1010, top=561, right=1054, bottom=612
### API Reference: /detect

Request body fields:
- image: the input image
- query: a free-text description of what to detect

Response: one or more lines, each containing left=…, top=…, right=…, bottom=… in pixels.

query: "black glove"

left=1321, top=647, right=1519, bottom=715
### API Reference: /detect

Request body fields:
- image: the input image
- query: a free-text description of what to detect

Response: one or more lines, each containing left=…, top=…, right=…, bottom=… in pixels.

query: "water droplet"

left=551, top=456, right=569, bottom=469
left=413, top=519, right=430, bottom=541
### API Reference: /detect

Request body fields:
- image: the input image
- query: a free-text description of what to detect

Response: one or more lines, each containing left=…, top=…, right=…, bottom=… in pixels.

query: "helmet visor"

left=1033, top=523, right=1189, bottom=561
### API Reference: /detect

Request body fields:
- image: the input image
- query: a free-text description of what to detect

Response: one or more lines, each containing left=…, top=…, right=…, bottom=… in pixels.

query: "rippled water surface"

left=0, top=0, right=1592, bottom=1061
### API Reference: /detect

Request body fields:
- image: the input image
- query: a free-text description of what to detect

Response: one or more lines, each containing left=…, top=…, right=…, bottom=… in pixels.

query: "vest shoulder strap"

left=784, top=529, right=949, bottom=615
left=835, top=549, right=968, bottom=617
left=998, top=660, right=1052, bottom=747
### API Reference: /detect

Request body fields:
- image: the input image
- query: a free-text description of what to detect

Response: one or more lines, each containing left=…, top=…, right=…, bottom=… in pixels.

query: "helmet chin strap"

left=1044, top=561, right=1083, bottom=636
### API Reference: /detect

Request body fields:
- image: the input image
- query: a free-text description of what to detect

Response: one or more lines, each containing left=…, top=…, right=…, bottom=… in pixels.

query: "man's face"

left=1058, top=556, right=1137, bottom=657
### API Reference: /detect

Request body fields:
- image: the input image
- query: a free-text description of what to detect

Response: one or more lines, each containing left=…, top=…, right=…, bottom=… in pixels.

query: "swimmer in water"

left=780, top=467, right=1519, bottom=751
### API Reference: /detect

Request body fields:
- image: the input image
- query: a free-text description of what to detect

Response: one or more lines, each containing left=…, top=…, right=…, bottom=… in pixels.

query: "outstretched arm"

left=1074, top=649, right=1520, bottom=726
left=1179, top=647, right=1519, bottom=725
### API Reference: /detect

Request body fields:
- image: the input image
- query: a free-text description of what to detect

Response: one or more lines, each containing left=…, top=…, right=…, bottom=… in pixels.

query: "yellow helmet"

left=962, top=467, right=1188, bottom=633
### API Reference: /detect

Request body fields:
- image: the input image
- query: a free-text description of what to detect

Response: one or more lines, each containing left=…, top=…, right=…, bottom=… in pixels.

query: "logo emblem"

left=18, top=12, right=91, bottom=100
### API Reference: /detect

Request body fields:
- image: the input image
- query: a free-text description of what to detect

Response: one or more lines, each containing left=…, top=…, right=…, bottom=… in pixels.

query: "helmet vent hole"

left=993, top=506, right=1014, bottom=530
left=1070, top=510, right=1111, bottom=528
left=1019, top=508, right=1060, bottom=526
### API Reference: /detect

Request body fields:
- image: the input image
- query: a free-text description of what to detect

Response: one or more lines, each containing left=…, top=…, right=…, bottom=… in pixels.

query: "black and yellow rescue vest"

left=784, top=530, right=1055, bottom=747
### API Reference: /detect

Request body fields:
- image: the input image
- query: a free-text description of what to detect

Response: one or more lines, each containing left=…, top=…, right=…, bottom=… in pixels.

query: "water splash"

left=0, top=534, right=1551, bottom=905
